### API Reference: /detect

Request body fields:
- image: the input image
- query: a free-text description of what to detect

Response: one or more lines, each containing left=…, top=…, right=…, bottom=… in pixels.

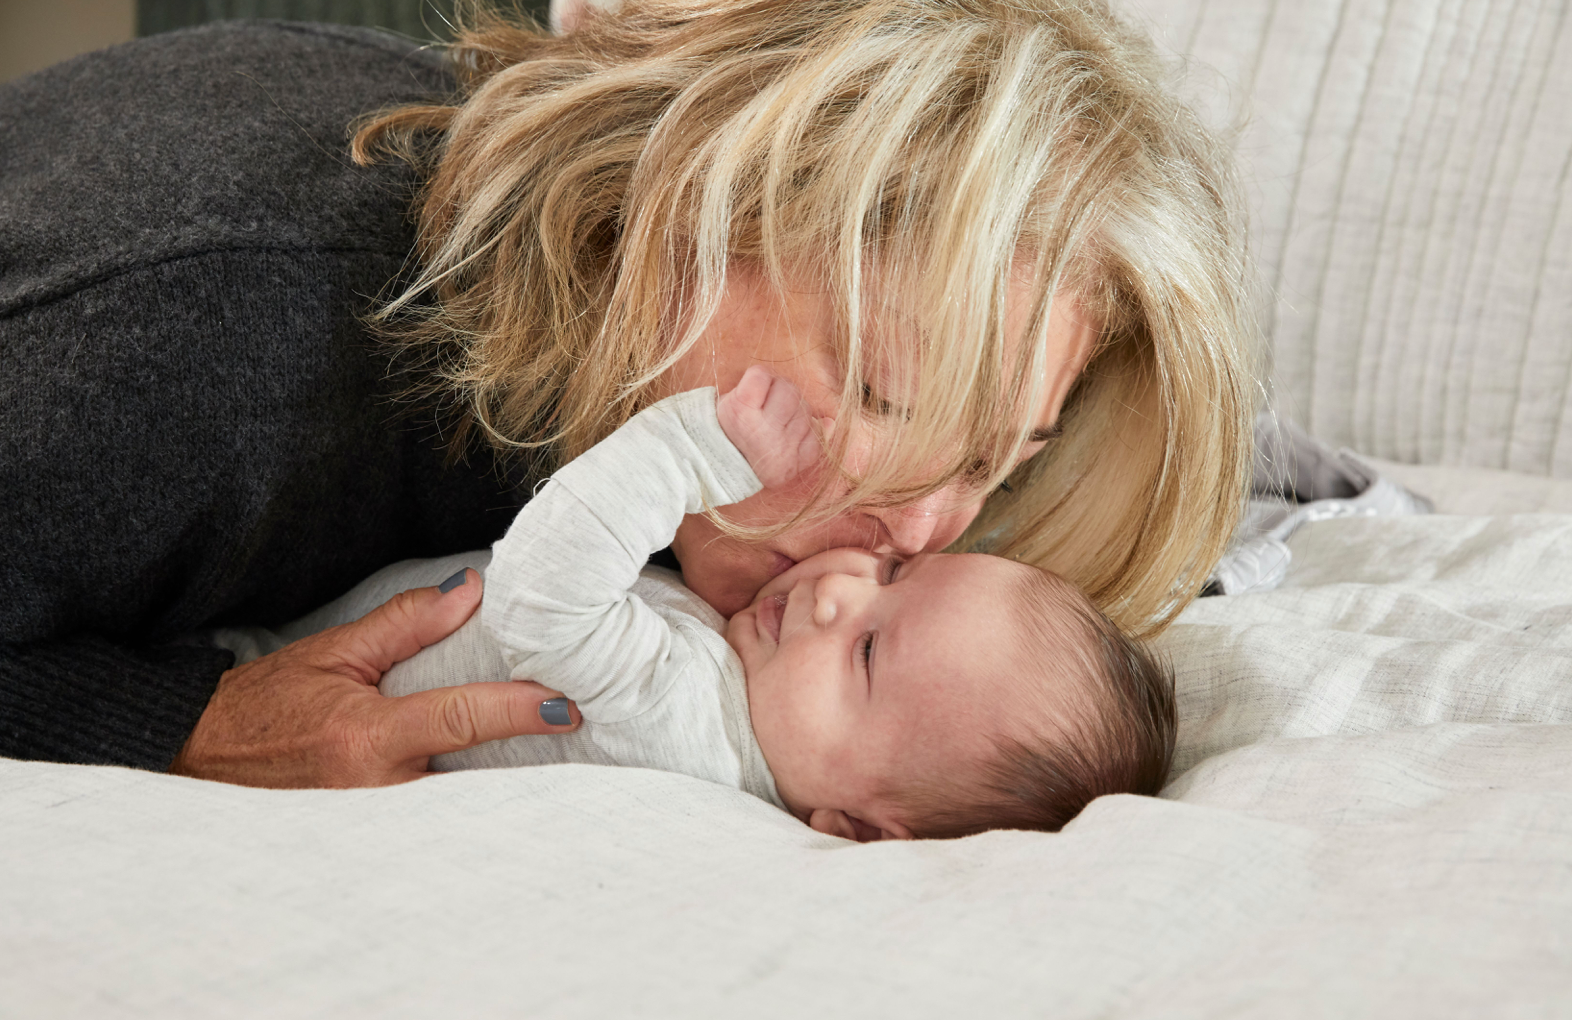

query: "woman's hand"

left=169, top=569, right=581, bottom=788
left=716, top=366, right=830, bottom=489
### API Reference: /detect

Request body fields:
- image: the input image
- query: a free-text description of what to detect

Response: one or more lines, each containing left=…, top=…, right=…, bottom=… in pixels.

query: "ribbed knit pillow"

left=1131, top=0, right=1572, bottom=477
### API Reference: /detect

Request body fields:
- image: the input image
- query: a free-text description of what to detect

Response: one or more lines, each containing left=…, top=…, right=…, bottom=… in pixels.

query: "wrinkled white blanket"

left=5, top=463, right=1570, bottom=1017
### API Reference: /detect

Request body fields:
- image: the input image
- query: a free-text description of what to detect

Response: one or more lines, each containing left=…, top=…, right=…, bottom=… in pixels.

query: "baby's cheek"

left=745, top=666, right=795, bottom=762
left=784, top=667, right=847, bottom=749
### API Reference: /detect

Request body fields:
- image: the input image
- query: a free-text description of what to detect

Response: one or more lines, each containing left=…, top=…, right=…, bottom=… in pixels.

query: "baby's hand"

left=716, top=366, right=828, bottom=489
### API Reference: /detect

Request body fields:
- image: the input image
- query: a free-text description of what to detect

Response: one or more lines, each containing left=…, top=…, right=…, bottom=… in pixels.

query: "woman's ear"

left=551, top=0, right=618, bottom=33
left=808, top=808, right=914, bottom=842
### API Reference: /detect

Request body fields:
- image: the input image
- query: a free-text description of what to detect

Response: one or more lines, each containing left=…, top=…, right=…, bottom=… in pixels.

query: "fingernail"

left=438, top=569, right=468, bottom=594
left=539, top=698, right=572, bottom=726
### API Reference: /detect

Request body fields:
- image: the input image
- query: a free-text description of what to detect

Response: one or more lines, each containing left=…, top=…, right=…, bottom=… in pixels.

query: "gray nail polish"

left=539, top=698, right=572, bottom=726
left=438, top=569, right=468, bottom=594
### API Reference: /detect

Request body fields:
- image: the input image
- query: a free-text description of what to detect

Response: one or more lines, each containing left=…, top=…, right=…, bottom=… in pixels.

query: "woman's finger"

left=509, top=680, right=584, bottom=728
left=382, top=680, right=582, bottom=763
left=328, top=568, right=485, bottom=683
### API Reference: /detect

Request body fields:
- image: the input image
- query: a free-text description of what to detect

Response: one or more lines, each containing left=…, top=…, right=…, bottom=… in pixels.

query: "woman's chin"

left=672, top=517, right=796, bottom=617
left=684, top=556, right=776, bottom=618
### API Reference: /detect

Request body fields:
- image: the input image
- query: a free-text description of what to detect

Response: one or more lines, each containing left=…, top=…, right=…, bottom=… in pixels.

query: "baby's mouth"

left=757, top=593, right=787, bottom=644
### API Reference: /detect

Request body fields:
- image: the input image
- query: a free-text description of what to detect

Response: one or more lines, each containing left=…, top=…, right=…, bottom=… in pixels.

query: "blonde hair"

left=353, top=0, right=1258, bottom=636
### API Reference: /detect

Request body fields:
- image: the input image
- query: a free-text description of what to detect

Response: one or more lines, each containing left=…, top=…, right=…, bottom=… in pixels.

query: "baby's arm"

left=483, top=372, right=822, bottom=721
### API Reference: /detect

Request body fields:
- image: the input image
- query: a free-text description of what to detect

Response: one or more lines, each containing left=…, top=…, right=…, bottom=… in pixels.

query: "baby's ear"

left=807, top=809, right=913, bottom=843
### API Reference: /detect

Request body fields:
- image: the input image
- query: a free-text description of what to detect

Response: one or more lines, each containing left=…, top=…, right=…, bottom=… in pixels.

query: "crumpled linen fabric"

left=1208, top=415, right=1435, bottom=595
left=6, top=494, right=1571, bottom=1018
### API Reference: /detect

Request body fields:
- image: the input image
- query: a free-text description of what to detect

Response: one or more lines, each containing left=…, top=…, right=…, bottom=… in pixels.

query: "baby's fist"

left=716, top=367, right=828, bottom=489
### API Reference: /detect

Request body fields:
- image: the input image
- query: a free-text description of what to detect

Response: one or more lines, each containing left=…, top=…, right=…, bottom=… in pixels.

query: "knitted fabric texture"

left=0, top=22, right=529, bottom=769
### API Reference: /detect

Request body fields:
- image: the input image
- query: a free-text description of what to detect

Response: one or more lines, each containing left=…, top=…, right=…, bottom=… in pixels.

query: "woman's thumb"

left=334, top=568, right=484, bottom=680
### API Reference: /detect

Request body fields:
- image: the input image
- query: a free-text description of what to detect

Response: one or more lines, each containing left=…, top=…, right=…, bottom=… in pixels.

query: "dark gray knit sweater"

left=0, top=22, right=530, bottom=770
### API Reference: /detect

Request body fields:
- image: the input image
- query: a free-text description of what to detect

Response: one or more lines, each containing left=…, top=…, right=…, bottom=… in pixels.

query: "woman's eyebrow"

left=1029, top=422, right=1064, bottom=442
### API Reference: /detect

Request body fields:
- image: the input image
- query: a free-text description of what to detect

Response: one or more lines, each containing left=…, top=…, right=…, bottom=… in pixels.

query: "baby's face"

left=726, top=548, right=1037, bottom=835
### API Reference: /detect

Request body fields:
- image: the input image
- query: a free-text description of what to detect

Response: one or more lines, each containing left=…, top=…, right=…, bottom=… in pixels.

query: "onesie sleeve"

left=481, top=388, right=760, bottom=722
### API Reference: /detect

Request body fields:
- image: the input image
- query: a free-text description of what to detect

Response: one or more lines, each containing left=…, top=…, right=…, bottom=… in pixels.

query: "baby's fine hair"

left=903, top=566, right=1175, bottom=839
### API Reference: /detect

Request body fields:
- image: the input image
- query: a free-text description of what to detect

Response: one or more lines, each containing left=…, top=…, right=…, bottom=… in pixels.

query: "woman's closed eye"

left=963, top=457, right=1018, bottom=495
left=860, top=381, right=910, bottom=420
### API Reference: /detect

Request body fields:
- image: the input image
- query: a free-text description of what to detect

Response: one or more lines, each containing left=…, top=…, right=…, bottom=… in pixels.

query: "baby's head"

left=727, top=549, right=1174, bottom=840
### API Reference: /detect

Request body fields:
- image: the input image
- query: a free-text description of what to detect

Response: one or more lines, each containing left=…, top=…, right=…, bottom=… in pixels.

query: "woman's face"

left=653, top=263, right=1099, bottom=617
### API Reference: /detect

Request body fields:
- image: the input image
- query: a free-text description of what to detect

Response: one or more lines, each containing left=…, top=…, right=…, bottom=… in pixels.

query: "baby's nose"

left=810, top=572, right=873, bottom=626
left=810, top=577, right=839, bottom=626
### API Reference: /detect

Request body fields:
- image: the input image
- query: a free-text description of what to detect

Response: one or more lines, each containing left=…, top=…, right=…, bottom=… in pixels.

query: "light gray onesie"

left=210, top=388, right=784, bottom=809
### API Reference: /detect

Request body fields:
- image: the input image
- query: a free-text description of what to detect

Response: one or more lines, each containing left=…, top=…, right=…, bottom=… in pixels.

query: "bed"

left=6, top=0, right=1571, bottom=1014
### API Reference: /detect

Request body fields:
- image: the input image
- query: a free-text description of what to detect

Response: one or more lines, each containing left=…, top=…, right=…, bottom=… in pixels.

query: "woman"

left=352, top=0, right=1254, bottom=630
left=0, top=0, right=1253, bottom=787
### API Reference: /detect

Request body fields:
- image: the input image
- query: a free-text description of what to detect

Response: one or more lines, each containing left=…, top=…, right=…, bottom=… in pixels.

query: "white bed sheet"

left=5, top=467, right=1570, bottom=1017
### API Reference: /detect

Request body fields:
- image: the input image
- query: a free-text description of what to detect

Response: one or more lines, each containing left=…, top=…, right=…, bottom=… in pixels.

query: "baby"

left=216, top=368, right=1174, bottom=839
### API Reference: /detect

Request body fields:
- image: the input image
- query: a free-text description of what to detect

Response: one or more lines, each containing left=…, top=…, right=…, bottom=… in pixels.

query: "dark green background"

left=137, top=1, right=551, bottom=40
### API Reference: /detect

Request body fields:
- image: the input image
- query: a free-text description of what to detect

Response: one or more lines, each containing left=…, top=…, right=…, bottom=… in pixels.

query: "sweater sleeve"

left=0, top=639, right=234, bottom=770
left=481, top=388, right=761, bottom=722
left=0, top=23, right=522, bottom=770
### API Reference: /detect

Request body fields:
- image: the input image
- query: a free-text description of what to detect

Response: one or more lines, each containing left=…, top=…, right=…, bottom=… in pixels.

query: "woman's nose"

left=864, top=485, right=981, bottom=555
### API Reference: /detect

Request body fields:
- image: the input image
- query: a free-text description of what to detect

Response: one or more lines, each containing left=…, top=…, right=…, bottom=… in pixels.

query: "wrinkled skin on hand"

left=170, top=570, right=581, bottom=788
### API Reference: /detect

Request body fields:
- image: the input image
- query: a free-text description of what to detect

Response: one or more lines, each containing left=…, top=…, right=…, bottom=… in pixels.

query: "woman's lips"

left=767, top=552, right=796, bottom=579
left=757, top=593, right=787, bottom=644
